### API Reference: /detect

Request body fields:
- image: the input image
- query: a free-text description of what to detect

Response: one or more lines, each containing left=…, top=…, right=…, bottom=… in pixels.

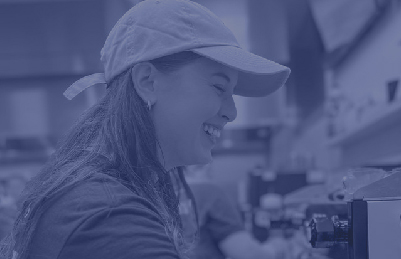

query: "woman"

left=0, top=0, right=290, bottom=258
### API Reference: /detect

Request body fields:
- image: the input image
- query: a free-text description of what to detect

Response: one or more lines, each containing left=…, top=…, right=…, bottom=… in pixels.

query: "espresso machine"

left=309, top=170, right=401, bottom=259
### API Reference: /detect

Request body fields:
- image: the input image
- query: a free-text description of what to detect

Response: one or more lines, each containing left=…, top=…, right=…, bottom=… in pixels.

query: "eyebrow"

left=212, top=72, right=231, bottom=83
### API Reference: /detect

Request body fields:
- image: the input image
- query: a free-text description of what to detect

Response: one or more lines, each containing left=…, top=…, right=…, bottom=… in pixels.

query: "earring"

left=147, top=100, right=152, bottom=111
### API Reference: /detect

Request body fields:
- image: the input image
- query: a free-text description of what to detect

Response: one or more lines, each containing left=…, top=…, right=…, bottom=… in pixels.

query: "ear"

left=130, top=62, right=158, bottom=105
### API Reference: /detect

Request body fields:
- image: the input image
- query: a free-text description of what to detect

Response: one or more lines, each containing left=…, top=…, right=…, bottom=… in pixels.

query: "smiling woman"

left=0, top=1, right=290, bottom=259
left=148, top=55, right=239, bottom=168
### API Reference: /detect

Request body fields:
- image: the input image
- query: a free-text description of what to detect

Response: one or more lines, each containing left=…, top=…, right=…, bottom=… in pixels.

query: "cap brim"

left=191, top=46, right=291, bottom=97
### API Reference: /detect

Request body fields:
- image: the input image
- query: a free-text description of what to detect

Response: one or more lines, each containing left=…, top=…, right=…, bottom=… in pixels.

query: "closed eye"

left=213, top=85, right=226, bottom=93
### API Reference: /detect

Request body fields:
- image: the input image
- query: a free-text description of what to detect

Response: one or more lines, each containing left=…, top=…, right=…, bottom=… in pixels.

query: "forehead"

left=181, top=57, right=238, bottom=84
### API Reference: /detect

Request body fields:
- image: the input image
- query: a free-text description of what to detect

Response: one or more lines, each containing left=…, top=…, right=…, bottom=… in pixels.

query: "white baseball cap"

left=64, top=0, right=290, bottom=100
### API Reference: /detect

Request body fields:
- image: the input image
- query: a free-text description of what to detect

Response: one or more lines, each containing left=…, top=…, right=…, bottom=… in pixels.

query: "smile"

left=203, top=124, right=221, bottom=138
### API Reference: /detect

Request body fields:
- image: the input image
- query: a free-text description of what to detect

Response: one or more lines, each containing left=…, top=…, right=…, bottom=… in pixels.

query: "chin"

left=197, top=149, right=213, bottom=164
left=184, top=149, right=212, bottom=166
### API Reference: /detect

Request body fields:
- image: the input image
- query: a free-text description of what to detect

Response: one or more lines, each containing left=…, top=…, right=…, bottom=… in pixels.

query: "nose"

left=219, top=95, right=237, bottom=122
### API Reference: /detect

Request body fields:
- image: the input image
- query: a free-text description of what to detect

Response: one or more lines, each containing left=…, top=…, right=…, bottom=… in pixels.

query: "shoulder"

left=61, top=173, right=157, bottom=212
left=29, top=173, right=179, bottom=259
left=40, top=173, right=159, bottom=220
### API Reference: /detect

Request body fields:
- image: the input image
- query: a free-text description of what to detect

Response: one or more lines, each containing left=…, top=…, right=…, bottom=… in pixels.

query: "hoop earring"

left=147, top=100, right=152, bottom=111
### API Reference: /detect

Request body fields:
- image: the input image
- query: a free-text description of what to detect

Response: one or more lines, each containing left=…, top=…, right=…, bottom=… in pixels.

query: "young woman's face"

left=152, top=57, right=238, bottom=169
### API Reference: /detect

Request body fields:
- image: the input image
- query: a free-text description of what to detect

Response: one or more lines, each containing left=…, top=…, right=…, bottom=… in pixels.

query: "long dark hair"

left=0, top=51, right=202, bottom=259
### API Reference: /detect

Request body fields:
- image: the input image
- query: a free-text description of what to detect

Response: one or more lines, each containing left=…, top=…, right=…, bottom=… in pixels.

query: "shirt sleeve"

left=58, top=205, right=180, bottom=259
left=204, top=184, right=245, bottom=243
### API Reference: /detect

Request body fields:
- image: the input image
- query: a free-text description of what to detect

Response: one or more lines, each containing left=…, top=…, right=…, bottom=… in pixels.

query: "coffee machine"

left=309, top=171, right=401, bottom=259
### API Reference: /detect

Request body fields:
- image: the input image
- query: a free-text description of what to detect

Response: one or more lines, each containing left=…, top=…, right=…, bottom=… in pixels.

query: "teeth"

left=207, top=126, right=213, bottom=135
left=203, top=124, right=221, bottom=138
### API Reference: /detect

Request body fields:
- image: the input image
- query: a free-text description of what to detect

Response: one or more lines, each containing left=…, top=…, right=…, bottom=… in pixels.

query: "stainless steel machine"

left=309, top=171, right=401, bottom=259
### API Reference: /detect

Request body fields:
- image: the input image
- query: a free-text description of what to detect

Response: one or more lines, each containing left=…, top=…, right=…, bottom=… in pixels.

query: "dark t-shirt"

left=180, top=182, right=244, bottom=259
left=28, top=173, right=180, bottom=259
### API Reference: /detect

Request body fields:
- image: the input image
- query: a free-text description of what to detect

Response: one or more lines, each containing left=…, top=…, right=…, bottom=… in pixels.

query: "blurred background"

left=1, top=0, right=401, bottom=258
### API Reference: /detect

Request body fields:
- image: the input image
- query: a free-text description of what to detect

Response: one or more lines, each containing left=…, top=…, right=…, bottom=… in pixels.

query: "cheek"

left=172, top=93, right=220, bottom=125
left=159, top=100, right=216, bottom=149
left=171, top=99, right=215, bottom=134
left=153, top=87, right=222, bottom=153
left=154, top=99, right=206, bottom=141
left=190, top=91, right=221, bottom=117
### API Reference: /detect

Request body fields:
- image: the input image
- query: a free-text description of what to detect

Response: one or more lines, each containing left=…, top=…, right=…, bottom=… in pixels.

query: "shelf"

left=283, top=184, right=344, bottom=206
left=328, top=100, right=401, bottom=146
